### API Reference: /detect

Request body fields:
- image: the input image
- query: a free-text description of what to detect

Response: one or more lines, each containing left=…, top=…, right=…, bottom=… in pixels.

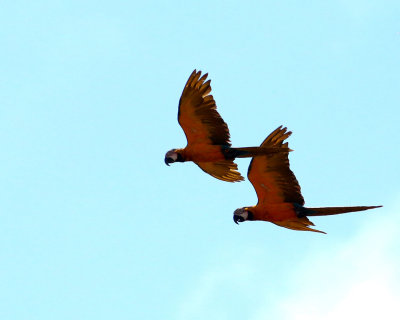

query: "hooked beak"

left=233, top=215, right=243, bottom=225
left=164, top=157, right=173, bottom=166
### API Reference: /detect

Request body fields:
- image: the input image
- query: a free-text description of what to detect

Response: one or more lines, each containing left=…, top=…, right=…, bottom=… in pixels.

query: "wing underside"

left=196, top=160, right=244, bottom=182
left=272, top=218, right=326, bottom=234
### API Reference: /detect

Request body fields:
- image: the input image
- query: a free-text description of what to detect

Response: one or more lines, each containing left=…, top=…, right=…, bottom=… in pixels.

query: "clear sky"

left=1, top=1, right=399, bottom=319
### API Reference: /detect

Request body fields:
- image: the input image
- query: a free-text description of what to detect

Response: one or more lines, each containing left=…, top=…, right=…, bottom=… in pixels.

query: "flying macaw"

left=165, top=70, right=288, bottom=182
left=233, top=126, right=382, bottom=233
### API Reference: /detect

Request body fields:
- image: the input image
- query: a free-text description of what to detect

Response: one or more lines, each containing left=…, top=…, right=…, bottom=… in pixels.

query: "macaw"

left=165, top=70, right=288, bottom=182
left=233, top=126, right=381, bottom=233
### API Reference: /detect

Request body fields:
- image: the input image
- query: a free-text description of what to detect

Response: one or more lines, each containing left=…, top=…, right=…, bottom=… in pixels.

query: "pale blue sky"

left=1, top=1, right=399, bottom=319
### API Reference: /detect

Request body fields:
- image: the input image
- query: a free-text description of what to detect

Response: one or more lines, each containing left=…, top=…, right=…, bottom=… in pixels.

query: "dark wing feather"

left=178, top=70, right=231, bottom=146
left=247, top=126, right=305, bottom=205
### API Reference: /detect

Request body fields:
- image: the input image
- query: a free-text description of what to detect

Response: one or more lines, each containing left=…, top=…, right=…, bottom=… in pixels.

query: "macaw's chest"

left=252, top=203, right=298, bottom=222
left=183, top=144, right=226, bottom=162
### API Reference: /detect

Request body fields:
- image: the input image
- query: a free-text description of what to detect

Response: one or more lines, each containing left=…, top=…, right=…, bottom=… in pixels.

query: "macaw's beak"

left=164, top=157, right=173, bottom=166
left=233, top=215, right=242, bottom=225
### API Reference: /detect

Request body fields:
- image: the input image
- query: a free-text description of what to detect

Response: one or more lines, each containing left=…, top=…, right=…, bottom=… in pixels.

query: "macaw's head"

left=233, top=207, right=253, bottom=224
left=164, top=149, right=184, bottom=166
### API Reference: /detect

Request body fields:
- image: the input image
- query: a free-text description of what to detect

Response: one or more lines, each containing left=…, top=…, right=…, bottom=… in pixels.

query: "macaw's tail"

left=231, top=146, right=292, bottom=158
left=230, top=125, right=293, bottom=158
left=305, top=205, right=382, bottom=216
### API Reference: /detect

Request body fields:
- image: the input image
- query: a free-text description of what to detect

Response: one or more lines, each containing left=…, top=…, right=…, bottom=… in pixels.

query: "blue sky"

left=1, top=1, right=399, bottom=319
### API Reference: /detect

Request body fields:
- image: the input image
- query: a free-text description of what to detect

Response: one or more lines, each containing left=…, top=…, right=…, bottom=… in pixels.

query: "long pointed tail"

left=230, top=125, right=293, bottom=158
left=232, top=146, right=292, bottom=158
left=306, top=205, right=382, bottom=216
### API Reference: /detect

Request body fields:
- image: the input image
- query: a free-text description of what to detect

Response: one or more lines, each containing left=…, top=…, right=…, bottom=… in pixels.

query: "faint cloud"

left=252, top=195, right=400, bottom=320
left=175, top=196, right=400, bottom=320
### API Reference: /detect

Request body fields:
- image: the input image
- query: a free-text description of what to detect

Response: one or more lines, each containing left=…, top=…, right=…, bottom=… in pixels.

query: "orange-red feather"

left=178, top=70, right=231, bottom=147
left=177, top=70, right=243, bottom=182
left=247, top=126, right=303, bottom=207
left=246, top=127, right=328, bottom=232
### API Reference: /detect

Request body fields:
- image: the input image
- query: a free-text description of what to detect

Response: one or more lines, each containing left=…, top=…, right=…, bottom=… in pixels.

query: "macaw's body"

left=233, top=126, right=382, bottom=233
left=165, top=70, right=288, bottom=182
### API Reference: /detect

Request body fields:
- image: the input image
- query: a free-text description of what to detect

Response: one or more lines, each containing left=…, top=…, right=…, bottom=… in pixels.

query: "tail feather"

left=306, top=205, right=382, bottom=216
left=231, top=125, right=293, bottom=158
left=232, top=146, right=292, bottom=158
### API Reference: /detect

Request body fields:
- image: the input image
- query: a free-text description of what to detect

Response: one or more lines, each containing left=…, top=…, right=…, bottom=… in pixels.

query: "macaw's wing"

left=196, top=161, right=244, bottom=182
left=247, top=126, right=305, bottom=206
left=178, top=70, right=231, bottom=146
left=273, top=219, right=326, bottom=234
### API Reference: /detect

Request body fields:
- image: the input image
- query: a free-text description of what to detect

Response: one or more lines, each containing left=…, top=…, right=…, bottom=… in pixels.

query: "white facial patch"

left=166, top=150, right=178, bottom=161
left=234, top=208, right=248, bottom=220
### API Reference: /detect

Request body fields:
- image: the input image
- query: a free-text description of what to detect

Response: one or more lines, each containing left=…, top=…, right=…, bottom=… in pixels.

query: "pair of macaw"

left=165, top=70, right=381, bottom=233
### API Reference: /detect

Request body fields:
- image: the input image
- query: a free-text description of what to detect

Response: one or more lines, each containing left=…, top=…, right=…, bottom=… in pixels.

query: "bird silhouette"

left=233, top=126, right=382, bottom=233
left=165, top=70, right=288, bottom=182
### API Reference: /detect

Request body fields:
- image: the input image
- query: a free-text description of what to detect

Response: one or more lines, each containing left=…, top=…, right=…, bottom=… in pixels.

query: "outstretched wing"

left=247, top=126, right=305, bottom=206
left=178, top=70, right=231, bottom=146
left=272, top=218, right=326, bottom=234
left=196, top=160, right=244, bottom=182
